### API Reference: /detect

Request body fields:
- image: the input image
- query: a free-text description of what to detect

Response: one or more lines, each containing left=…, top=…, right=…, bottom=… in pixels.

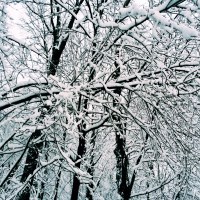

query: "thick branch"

left=0, top=90, right=59, bottom=111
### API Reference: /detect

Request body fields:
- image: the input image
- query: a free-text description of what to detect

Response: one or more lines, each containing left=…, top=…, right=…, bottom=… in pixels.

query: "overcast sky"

left=7, top=3, right=28, bottom=40
left=7, top=1, right=147, bottom=40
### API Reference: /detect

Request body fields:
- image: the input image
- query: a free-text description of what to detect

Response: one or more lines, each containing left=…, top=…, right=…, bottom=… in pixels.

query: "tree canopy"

left=1, top=0, right=200, bottom=199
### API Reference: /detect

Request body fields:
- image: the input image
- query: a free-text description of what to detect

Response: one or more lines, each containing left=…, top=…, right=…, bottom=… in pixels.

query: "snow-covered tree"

left=1, top=0, right=200, bottom=199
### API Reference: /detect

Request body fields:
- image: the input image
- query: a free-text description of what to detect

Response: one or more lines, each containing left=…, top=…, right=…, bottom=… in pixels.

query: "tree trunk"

left=17, top=130, right=43, bottom=200
left=70, top=134, right=86, bottom=200
left=112, top=47, right=130, bottom=200
left=86, top=131, right=96, bottom=200
left=114, top=118, right=130, bottom=199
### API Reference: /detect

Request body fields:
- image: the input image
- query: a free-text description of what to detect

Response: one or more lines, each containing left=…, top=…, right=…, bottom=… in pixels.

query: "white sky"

left=7, top=1, right=147, bottom=40
left=7, top=4, right=28, bottom=40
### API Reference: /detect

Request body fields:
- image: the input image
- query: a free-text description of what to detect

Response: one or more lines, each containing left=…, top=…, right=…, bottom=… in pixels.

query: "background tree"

left=1, top=0, right=200, bottom=200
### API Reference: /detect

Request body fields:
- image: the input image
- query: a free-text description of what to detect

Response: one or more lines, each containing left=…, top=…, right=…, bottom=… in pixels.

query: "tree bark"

left=70, top=133, right=86, bottom=200
left=112, top=47, right=130, bottom=200
left=16, top=130, right=43, bottom=200
left=86, top=131, right=96, bottom=200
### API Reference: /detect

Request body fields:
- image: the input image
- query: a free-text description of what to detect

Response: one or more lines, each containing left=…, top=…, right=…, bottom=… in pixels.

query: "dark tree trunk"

left=71, top=20, right=98, bottom=199
left=70, top=134, right=86, bottom=200
left=86, top=131, right=96, bottom=200
left=112, top=47, right=130, bottom=200
left=17, top=130, right=43, bottom=200
left=53, top=167, right=62, bottom=200
left=114, top=118, right=130, bottom=199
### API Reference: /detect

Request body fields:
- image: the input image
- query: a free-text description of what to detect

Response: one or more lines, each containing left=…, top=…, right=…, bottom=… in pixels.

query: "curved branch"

left=0, top=90, right=59, bottom=111
left=130, top=174, right=179, bottom=198
left=1, top=80, right=48, bottom=97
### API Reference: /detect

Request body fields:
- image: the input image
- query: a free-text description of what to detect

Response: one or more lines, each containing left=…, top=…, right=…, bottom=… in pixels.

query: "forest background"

left=1, top=0, right=200, bottom=199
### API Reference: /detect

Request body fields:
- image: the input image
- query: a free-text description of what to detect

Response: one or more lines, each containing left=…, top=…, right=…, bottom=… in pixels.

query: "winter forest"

left=1, top=0, right=200, bottom=199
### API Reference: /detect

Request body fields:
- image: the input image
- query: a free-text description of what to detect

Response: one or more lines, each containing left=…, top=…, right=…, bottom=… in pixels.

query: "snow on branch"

left=0, top=79, right=48, bottom=97
left=5, top=36, right=42, bottom=56
left=0, top=90, right=59, bottom=111
left=130, top=173, right=180, bottom=198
